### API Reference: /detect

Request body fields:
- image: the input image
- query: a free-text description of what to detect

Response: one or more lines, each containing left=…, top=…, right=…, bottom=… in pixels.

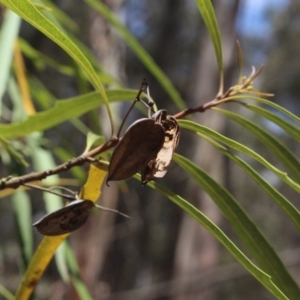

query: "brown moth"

left=141, top=110, right=180, bottom=185
left=106, top=117, right=165, bottom=183
left=33, top=199, right=130, bottom=236
left=33, top=199, right=94, bottom=236
left=107, top=109, right=180, bottom=185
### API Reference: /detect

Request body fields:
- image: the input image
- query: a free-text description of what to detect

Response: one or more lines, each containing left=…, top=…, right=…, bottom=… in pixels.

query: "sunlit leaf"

left=1, top=0, right=114, bottom=136
left=0, top=89, right=137, bottom=138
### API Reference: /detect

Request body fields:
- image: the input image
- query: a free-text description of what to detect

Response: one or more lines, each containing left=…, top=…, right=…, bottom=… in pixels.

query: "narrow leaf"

left=173, top=153, right=300, bottom=299
left=0, top=285, right=15, bottom=300
left=141, top=177, right=288, bottom=300
left=0, top=9, right=21, bottom=110
left=246, top=104, right=300, bottom=142
left=195, top=0, right=223, bottom=92
left=226, top=95, right=300, bottom=125
left=71, top=276, right=93, bottom=300
left=0, top=89, right=137, bottom=138
left=178, top=119, right=300, bottom=194
left=12, top=190, right=33, bottom=263
left=1, top=0, right=114, bottom=136
left=198, top=132, right=300, bottom=234
left=215, top=107, right=300, bottom=181
left=0, top=135, right=29, bottom=166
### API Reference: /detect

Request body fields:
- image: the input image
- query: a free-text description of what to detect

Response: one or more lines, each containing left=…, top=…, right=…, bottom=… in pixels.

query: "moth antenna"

left=48, top=186, right=77, bottom=197
left=146, top=84, right=156, bottom=118
left=22, top=183, right=75, bottom=201
left=94, top=204, right=130, bottom=219
left=116, top=79, right=148, bottom=138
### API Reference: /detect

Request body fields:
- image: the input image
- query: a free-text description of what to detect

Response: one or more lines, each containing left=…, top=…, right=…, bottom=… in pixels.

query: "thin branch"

left=173, top=65, right=266, bottom=120
left=0, top=138, right=118, bottom=190
left=117, top=79, right=147, bottom=138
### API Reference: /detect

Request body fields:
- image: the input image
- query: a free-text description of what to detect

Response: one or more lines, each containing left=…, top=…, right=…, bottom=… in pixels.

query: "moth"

left=25, top=182, right=130, bottom=236
left=33, top=199, right=94, bottom=236
left=33, top=198, right=129, bottom=236
left=107, top=109, right=180, bottom=185
left=141, top=109, right=180, bottom=185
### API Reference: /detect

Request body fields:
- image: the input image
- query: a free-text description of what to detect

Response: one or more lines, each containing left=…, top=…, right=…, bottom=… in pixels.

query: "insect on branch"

left=0, top=67, right=267, bottom=191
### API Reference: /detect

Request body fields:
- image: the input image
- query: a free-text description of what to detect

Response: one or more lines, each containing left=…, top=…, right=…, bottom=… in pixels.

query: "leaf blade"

left=0, top=89, right=137, bottom=138
left=142, top=177, right=288, bottom=300
left=215, top=107, right=300, bottom=181
left=2, top=0, right=114, bottom=135
left=178, top=119, right=300, bottom=194
left=195, top=0, right=223, bottom=89
left=173, top=153, right=299, bottom=299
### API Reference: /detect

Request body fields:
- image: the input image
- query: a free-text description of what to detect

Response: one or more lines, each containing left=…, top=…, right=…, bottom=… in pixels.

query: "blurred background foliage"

left=1, top=0, right=300, bottom=299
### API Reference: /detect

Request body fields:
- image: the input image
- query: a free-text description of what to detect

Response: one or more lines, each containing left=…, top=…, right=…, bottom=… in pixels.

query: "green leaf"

left=1, top=0, right=114, bottom=136
left=178, top=119, right=300, bottom=194
left=84, top=132, right=106, bottom=152
left=27, top=132, right=69, bottom=281
left=65, top=242, right=93, bottom=299
left=0, top=9, right=21, bottom=111
left=12, top=190, right=33, bottom=264
left=195, top=0, right=223, bottom=89
left=198, top=132, right=300, bottom=234
left=19, top=38, right=74, bottom=75
left=228, top=95, right=300, bottom=125
left=246, top=103, right=300, bottom=142
left=85, top=0, right=186, bottom=111
left=0, top=135, right=29, bottom=166
left=173, top=153, right=299, bottom=299
left=215, top=107, right=300, bottom=181
left=71, top=276, right=93, bottom=300
left=0, top=89, right=137, bottom=138
left=0, top=284, right=15, bottom=300
left=142, top=177, right=288, bottom=300
left=36, top=0, right=78, bottom=32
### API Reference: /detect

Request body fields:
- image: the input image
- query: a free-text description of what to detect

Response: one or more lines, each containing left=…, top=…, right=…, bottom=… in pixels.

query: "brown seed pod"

left=141, top=110, right=180, bottom=185
left=107, top=118, right=165, bottom=183
left=33, top=200, right=94, bottom=236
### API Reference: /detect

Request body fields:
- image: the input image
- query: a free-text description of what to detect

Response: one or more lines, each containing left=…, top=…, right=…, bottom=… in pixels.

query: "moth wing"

left=107, top=119, right=165, bottom=182
left=142, top=115, right=180, bottom=184
left=33, top=200, right=94, bottom=236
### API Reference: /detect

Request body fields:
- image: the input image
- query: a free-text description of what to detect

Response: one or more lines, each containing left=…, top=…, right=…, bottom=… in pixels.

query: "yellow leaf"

left=15, top=163, right=107, bottom=300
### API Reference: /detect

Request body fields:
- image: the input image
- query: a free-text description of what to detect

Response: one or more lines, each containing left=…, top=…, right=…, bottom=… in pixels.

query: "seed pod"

left=141, top=110, right=180, bottom=185
left=33, top=200, right=94, bottom=236
left=107, top=118, right=165, bottom=183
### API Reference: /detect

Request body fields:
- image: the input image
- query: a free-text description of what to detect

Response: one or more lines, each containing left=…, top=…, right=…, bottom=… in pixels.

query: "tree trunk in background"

left=172, top=2, right=239, bottom=299
left=68, top=1, right=125, bottom=299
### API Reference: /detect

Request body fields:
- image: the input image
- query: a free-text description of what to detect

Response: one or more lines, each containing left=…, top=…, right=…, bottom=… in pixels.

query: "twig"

left=0, top=139, right=118, bottom=190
